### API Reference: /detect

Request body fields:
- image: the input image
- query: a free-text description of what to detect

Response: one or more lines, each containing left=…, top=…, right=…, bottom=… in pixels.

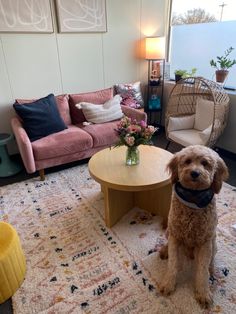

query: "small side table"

left=0, top=133, right=22, bottom=177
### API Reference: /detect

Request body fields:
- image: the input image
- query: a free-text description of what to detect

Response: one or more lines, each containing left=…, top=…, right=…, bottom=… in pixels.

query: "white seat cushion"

left=167, top=114, right=195, bottom=132
left=169, top=129, right=207, bottom=147
left=194, top=98, right=214, bottom=131
left=76, top=95, right=123, bottom=124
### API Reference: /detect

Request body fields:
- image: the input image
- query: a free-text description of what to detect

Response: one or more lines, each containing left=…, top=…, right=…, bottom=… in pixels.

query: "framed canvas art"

left=0, top=0, right=53, bottom=33
left=56, top=0, right=107, bottom=33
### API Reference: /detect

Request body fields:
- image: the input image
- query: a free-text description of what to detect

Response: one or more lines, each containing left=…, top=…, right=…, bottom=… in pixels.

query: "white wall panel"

left=141, top=0, right=166, bottom=37
left=0, top=38, right=14, bottom=131
left=103, top=0, right=140, bottom=87
left=2, top=34, right=62, bottom=99
left=57, top=34, right=104, bottom=93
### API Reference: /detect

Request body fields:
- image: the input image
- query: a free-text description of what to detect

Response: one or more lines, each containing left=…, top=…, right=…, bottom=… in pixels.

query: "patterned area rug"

left=1, top=164, right=236, bottom=314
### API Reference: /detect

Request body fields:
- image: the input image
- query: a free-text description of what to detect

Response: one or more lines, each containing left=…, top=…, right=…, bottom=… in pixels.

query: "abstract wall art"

left=56, top=0, right=107, bottom=33
left=0, top=0, right=53, bottom=33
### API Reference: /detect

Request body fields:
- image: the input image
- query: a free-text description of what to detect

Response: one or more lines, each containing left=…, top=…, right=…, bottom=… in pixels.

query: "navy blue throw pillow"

left=13, top=94, right=67, bottom=142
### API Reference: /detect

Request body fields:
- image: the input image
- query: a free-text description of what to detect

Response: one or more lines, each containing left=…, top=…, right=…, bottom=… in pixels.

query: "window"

left=169, top=0, right=236, bottom=88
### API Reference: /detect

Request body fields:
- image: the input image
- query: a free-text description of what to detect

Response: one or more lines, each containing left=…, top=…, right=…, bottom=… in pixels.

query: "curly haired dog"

left=159, top=145, right=228, bottom=308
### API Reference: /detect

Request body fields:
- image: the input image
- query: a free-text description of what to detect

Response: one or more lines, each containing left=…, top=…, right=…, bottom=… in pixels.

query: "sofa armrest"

left=121, top=105, right=147, bottom=123
left=11, top=117, right=36, bottom=173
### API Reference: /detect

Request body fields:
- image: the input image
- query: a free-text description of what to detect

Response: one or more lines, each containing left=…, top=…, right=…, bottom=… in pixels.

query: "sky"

left=172, top=0, right=236, bottom=21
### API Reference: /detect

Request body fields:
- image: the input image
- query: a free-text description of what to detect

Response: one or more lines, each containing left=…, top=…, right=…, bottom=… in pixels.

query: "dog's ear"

left=211, top=156, right=229, bottom=194
left=167, top=154, right=179, bottom=184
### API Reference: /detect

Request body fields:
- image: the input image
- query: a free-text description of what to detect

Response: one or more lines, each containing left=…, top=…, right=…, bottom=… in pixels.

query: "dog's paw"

left=159, top=280, right=175, bottom=296
left=195, top=290, right=213, bottom=309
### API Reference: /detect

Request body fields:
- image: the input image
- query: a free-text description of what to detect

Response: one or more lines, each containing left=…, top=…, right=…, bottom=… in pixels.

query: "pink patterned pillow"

left=115, top=81, right=144, bottom=108
left=16, top=94, right=71, bottom=125
left=69, top=87, right=113, bottom=124
left=120, top=90, right=140, bottom=109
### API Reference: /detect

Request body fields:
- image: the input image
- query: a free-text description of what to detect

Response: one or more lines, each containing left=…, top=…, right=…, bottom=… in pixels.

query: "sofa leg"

left=39, top=169, right=45, bottom=181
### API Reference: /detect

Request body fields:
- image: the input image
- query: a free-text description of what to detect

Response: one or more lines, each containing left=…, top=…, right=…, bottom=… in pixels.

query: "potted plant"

left=174, top=68, right=197, bottom=82
left=210, top=47, right=236, bottom=83
left=174, top=69, right=187, bottom=82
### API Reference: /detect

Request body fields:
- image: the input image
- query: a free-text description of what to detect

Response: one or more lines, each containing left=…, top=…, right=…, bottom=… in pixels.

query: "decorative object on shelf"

left=0, top=0, right=53, bottom=33
left=174, top=68, right=197, bottom=83
left=55, top=0, right=107, bottom=33
left=210, top=47, right=236, bottom=83
left=145, top=36, right=166, bottom=126
left=148, top=95, right=161, bottom=110
left=114, top=116, right=157, bottom=166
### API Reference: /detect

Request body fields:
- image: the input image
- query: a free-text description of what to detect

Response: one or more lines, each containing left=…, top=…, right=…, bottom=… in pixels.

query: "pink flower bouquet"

left=114, top=116, right=157, bottom=148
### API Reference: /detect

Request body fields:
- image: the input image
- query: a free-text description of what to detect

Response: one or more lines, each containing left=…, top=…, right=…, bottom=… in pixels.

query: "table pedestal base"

left=102, top=183, right=172, bottom=228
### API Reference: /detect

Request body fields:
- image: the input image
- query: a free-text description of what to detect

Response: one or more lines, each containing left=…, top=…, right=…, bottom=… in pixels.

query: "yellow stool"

left=0, top=222, right=26, bottom=304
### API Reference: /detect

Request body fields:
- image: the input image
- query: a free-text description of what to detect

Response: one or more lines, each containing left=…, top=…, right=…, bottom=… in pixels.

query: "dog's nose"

left=190, top=170, right=200, bottom=179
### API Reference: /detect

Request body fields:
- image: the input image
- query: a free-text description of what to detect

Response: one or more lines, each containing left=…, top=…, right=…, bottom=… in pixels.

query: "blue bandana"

left=174, top=182, right=214, bottom=209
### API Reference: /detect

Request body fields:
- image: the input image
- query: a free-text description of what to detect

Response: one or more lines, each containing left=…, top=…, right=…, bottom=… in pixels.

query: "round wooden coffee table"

left=88, top=145, right=173, bottom=228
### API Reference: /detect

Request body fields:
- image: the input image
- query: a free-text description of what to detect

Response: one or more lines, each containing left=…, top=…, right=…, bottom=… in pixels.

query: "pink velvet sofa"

left=11, top=87, right=146, bottom=180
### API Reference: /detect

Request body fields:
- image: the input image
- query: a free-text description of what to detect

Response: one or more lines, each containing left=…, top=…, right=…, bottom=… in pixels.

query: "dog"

left=159, top=145, right=228, bottom=308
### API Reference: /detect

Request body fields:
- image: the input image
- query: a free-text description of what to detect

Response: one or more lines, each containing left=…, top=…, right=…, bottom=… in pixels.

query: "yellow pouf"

left=0, top=222, right=26, bottom=304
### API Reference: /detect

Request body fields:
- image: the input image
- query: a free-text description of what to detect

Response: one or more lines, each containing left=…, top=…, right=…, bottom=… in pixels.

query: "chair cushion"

left=13, top=94, right=67, bottom=142
left=78, top=121, right=118, bottom=148
left=167, top=114, right=195, bottom=132
left=169, top=129, right=206, bottom=147
left=199, top=124, right=212, bottom=143
left=16, top=94, right=71, bottom=126
left=76, top=95, right=123, bottom=124
left=32, top=125, right=93, bottom=160
left=194, top=98, right=214, bottom=131
left=69, top=87, right=113, bottom=124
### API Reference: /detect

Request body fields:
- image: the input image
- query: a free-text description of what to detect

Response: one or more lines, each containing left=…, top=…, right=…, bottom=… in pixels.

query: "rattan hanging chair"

left=165, top=77, right=230, bottom=148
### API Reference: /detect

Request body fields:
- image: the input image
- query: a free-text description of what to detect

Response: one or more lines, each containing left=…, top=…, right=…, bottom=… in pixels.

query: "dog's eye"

left=185, top=159, right=192, bottom=165
left=201, top=160, right=208, bottom=167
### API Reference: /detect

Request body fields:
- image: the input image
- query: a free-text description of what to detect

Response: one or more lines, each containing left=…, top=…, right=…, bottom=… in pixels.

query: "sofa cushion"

left=76, top=95, right=123, bottom=124
left=115, top=81, right=144, bottom=108
left=13, top=94, right=67, bottom=142
left=69, top=87, right=113, bottom=124
left=32, top=125, right=93, bottom=160
left=194, top=98, right=214, bottom=131
left=54, top=94, right=71, bottom=125
left=16, top=94, right=71, bottom=126
left=78, top=121, right=118, bottom=148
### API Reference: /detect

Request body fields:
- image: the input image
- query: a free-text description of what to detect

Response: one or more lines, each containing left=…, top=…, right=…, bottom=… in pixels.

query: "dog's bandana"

left=174, top=182, right=214, bottom=209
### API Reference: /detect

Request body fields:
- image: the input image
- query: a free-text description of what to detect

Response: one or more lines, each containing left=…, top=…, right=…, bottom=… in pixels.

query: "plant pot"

left=175, top=74, right=183, bottom=83
left=215, top=70, right=229, bottom=83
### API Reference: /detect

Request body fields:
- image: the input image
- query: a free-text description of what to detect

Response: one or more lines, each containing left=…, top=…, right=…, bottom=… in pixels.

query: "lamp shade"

left=145, top=37, right=165, bottom=60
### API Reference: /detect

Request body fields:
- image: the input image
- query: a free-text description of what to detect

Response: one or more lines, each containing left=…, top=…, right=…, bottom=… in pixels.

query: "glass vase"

left=126, top=146, right=140, bottom=166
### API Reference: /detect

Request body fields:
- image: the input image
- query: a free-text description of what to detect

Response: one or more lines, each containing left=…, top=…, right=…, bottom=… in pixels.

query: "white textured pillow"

left=167, top=114, right=195, bottom=132
left=76, top=95, right=123, bottom=124
left=194, top=98, right=214, bottom=131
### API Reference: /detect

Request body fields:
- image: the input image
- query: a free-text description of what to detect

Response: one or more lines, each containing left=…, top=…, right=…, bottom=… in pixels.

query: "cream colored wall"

left=0, top=0, right=168, bottom=154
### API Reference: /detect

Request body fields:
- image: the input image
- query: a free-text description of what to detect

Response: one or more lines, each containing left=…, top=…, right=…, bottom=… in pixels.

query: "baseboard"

left=215, top=147, right=236, bottom=160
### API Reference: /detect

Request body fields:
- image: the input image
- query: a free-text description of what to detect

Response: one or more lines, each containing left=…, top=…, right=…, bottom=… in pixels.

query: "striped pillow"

left=76, top=95, right=123, bottom=124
